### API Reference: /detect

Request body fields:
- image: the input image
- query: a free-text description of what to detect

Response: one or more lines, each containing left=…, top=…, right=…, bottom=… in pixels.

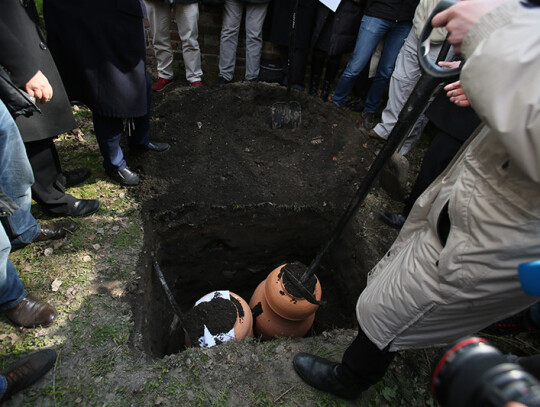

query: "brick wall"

left=144, top=5, right=280, bottom=81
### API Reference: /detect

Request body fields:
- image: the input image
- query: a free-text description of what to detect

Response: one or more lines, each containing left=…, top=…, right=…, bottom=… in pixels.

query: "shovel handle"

left=418, top=0, right=461, bottom=78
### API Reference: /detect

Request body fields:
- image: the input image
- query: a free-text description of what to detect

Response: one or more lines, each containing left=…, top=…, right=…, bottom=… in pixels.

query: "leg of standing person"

left=0, top=100, right=56, bottom=328
left=361, top=21, right=412, bottom=130
left=96, top=73, right=169, bottom=187
left=293, top=328, right=396, bottom=399
left=244, top=2, right=268, bottom=81
left=24, top=139, right=100, bottom=217
left=145, top=1, right=176, bottom=90
left=332, top=16, right=392, bottom=107
left=320, top=54, right=341, bottom=101
left=129, top=73, right=169, bottom=153
left=217, top=0, right=244, bottom=83
left=0, top=106, right=40, bottom=247
left=370, top=29, right=443, bottom=153
left=309, top=49, right=326, bottom=96
left=173, top=3, right=203, bottom=85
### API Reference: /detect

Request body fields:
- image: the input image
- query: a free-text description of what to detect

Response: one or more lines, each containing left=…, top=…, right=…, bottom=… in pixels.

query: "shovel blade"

left=271, top=101, right=301, bottom=129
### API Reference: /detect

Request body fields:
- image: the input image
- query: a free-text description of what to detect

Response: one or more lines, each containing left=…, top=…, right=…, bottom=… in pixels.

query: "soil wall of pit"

left=129, top=83, right=396, bottom=356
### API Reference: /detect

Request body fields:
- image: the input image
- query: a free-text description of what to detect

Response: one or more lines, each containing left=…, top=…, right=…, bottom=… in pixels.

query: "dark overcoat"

left=44, top=0, right=148, bottom=118
left=310, top=0, right=364, bottom=56
left=0, top=0, right=76, bottom=142
left=269, top=0, right=317, bottom=48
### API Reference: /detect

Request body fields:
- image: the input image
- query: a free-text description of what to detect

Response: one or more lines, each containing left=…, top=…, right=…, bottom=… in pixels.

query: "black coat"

left=310, top=0, right=364, bottom=56
left=426, top=89, right=480, bottom=142
left=145, top=0, right=198, bottom=6
left=44, top=0, right=148, bottom=118
left=269, top=0, right=317, bottom=48
left=365, top=0, right=419, bottom=22
left=0, top=0, right=76, bottom=142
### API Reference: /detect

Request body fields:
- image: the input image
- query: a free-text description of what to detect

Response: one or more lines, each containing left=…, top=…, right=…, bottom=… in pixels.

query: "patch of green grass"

left=89, top=322, right=129, bottom=347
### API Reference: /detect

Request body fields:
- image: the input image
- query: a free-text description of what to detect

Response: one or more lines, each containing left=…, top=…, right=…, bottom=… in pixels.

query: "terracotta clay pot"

left=186, top=291, right=253, bottom=348
left=230, top=292, right=254, bottom=339
left=249, top=281, right=315, bottom=340
left=264, top=264, right=322, bottom=321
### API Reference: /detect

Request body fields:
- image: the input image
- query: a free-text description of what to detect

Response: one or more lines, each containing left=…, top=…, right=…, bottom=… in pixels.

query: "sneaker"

left=211, top=76, right=231, bottom=88
left=190, top=81, right=203, bottom=87
left=151, top=77, right=173, bottom=92
left=361, top=111, right=376, bottom=130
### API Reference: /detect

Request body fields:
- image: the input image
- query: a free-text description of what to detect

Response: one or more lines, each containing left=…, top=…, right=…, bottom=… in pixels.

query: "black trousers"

left=404, top=129, right=465, bottom=216
left=341, top=327, right=396, bottom=390
left=25, top=138, right=75, bottom=214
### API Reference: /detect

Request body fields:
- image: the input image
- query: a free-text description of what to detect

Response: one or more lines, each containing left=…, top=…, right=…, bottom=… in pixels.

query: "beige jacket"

left=357, top=0, right=540, bottom=352
left=413, top=0, right=447, bottom=43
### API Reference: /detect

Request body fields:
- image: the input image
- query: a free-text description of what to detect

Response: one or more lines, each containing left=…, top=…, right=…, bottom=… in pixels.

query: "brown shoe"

left=0, top=349, right=57, bottom=402
left=359, top=125, right=386, bottom=142
left=4, top=295, right=57, bottom=328
left=35, top=221, right=78, bottom=243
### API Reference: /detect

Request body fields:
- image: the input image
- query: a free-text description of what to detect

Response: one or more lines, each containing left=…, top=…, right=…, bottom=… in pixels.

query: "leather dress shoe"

left=379, top=211, right=406, bottom=229
left=0, top=349, right=57, bottom=402
left=106, top=167, right=140, bottom=186
left=63, top=167, right=91, bottom=188
left=143, top=141, right=170, bottom=152
left=293, top=353, right=362, bottom=400
left=4, top=295, right=58, bottom=328
left=66, top=199, right=101, bottom=217
left=35, top=221, right=78, bottom=243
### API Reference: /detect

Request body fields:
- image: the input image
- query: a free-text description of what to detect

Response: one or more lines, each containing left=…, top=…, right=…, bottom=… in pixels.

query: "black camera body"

left=431, top=337, right=540, bottom=407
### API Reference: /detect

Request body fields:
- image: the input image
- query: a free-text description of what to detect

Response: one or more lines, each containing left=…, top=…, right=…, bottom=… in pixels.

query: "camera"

left=431, top=337, right=540, bottom=407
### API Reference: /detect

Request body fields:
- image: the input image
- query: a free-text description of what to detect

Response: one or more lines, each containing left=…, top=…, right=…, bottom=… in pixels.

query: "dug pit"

left=130, top=82, right=396, bottom=358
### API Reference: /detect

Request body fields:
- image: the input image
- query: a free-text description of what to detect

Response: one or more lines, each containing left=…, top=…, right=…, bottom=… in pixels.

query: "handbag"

left=0, top=65, right=40, bottom=118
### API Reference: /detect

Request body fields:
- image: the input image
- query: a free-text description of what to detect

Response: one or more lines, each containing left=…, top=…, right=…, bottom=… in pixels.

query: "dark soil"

left=183, top=295, right=237, bottom=343
left=281, top=261, right=316, bottom=298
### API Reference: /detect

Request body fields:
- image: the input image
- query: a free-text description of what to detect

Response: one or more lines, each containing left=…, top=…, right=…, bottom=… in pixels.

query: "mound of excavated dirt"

left=135, top=81, right=377, bottom=209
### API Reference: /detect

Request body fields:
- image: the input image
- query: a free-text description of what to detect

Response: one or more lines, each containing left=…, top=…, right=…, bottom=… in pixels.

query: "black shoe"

left=62, top=167, right=91, bottom=188
left=212, top=76, right=231, bottom=88
left=0, top=349, right=57, bottom=402
left=345, top=98, right=365, bottom=112
left=143, top=141, right=170, bottom=153
left=106, top=167, right=140, bottom=186
left=35, top=221, right=78, bottom=242
left=293, top=353, right=362, bottom=400
left=66, top=199, right=101, bottom=217
left=379, top=211, right=406, bottom=229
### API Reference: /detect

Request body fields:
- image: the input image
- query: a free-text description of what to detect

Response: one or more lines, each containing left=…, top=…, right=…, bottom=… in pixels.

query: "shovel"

left=152, top=257, right=193, bottom=344
left=284, top=0, right=460, bottom=302
left=271, top=0, right=301, bottom=129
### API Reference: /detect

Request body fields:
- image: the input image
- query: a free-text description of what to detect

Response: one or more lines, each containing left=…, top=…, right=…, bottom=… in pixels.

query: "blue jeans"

left=0, top=101, right=40, bottom=247
left=333, top=16, right=412, bottom=111
left=92, top=73, right=151, bottom=171
left=0, top=100, right=29, bottom=310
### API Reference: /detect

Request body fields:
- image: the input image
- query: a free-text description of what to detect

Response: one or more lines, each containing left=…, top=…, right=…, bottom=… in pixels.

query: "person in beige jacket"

left=293, top=0, right=540, bottom=400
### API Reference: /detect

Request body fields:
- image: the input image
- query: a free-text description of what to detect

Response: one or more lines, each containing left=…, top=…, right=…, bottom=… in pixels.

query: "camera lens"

left=431, top=337, right=540, bottom=407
